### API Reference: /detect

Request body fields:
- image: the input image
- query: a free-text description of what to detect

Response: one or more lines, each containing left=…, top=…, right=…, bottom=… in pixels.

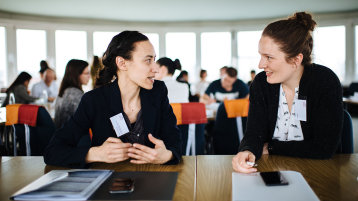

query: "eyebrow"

left=145, top=55, right=154, bottom=59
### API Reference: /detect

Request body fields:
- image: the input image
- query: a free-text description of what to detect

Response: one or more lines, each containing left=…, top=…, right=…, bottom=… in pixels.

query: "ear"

left=115, top=56, right=127, bottom=71
left=292, top=53, right=303, bottom=68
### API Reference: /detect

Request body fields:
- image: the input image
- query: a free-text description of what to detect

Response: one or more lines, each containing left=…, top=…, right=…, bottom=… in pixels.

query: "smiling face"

left=258, top=36, right=297, bottom=84
left=122, top=40, right=158, bottom=90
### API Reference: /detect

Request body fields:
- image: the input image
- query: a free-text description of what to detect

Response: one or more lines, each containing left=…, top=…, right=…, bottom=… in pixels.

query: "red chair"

left=171, top=103, right=207, bottom=155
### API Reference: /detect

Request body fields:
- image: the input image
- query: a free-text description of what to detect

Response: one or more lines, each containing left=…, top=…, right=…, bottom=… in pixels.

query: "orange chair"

left=223, top=99, right=249, bottom=142
left=171, top=103, right=207, bottom=155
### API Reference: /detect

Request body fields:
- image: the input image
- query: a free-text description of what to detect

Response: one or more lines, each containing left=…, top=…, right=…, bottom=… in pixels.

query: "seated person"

left=31, top=68, right=58, bottom=102
left=2, top=72, right=38, bottom=106
left=155, top=57, right=189, bottom=103
left=201, top=67, right=249, bottom=104
left=54, top=59, right=90, bottom=128
left=44, top=31, right=182, bottom=168
left=232, top=12, right=343, bottom=173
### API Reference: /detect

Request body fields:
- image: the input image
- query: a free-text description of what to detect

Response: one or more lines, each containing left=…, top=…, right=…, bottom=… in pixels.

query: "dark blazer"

left=239, top=63, right=343, bottom=160
left=44, top=80, right=182, bottom=168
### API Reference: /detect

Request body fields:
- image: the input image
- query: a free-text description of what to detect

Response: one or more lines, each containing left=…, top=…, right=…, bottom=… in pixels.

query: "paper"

left=110, top=113, right=129, bottom=137
left=232, top=171, right=319, bottom=201
left=293, top=99, right=306, bottom=121
left=11, top=169, right=113, bottom=200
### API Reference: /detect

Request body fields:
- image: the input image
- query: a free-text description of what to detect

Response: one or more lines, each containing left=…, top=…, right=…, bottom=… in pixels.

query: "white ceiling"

left=0, top=0, right=357, bottom=22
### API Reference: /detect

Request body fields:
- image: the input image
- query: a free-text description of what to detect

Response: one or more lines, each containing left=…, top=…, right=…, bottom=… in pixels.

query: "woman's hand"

left=262, top=143, right=269, bottom=155
left=232, top=150, right=257, bottom=173
left=128, top=134, right=173, bottom=164
left=85, top=137, right=132, bottom=163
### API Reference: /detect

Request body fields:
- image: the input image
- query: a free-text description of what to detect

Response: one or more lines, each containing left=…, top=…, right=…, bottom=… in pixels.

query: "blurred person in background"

left=54, top=59, right=90, bottom=128
left=90, top=56, right=104, bottom=89
left=201, top=67, right=249, bottom=104
left=2, top=72, right=38, bottom=106
left=194, top=69, right=210, bottom=99
left=155, top=57, right=189, bottom=103
left=247, top=70, right=256, bottom=86
left=39, top=60, right=50, bottom=79
left=176, top=70, right=198, bottom=102
left=31, top=68, right=58, bottom=102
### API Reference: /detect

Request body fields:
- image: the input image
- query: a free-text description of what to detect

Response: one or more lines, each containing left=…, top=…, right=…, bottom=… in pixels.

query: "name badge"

left=110, top=113, right=129, bottom=137
left=294, top=99, right=307, bottom=121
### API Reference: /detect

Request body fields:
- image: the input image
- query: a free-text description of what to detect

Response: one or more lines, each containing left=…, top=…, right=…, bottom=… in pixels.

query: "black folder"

left=90, top=171, right=178, bottom=201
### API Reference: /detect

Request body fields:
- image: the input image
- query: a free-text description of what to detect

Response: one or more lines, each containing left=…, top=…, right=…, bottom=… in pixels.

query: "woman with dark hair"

left=232, top=12, right=343, bottom=173
left=155, top=57, right=189, bottom=103
left=2, top=72, right=38, bottom=106
left=90, top=56, right=104, bottom=89
left=54, top=59, right=90, bottom=128
left=39, top=60, right=50, bottom=79
left=44, top=31, right=181, bottom=168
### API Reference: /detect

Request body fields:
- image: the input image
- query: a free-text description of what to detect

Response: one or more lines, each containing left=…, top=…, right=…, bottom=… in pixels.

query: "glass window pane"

left=56, top=30, right=87, bottom=79
left=144, top=33, right=159, bottom=57
left=313, top=26, right=345, bottom=81
left=0, top=27, right=6, bottom=87
left=356, top=26, right=358, bottom=80
left=16, top=29, right=46, bottom=85
left=201, top=32, right=231, bottom=82
left=93, top=31, right=117, bottom=57
left=237, top=31, right=262, bottom=83
left=166, top=32, right=196, bottom=82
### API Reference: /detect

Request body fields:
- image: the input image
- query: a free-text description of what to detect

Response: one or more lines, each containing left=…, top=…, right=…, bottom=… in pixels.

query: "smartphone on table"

left=109, top=178, right=135, bottom=193
left=260, top=171, right=289, bottom=186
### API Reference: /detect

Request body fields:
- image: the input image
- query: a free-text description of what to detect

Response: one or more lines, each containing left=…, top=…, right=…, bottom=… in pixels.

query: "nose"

left=152, top=62, right=159, bottom=73
left=258, top=57, right=267, bottom=69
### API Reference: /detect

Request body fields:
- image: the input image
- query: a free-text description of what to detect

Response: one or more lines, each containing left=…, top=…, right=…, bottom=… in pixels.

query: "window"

left=93, top=31, right=117, bottom=57
left=356, top=26, right=358, bottom=80
left=16, top=29, right=46, bottom=85
left=0, top=27, right=6, bottom=87
left=237, top=31, right=262, bottom=83
left=166, top=32, right=196, bottom=82
left=144, top=33, right=159, bottom=57
left=201, top=32, right=231, bottom=82
left=56, top=30, right=87, bottom=79
left=313, top=26, right=345, bottom=81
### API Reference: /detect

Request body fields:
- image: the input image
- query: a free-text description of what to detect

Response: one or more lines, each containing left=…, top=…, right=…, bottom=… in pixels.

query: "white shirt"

left=31, top=80, right=58, bottom=98
left=272, top=84, right=304, bottom=141
left=194, top=80, right=210, bottom=96
left=162, top=76, right=189, bottom=103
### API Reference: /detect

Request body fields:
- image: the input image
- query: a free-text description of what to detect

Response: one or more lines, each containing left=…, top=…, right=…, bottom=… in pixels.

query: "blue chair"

left=336, top=110, right=354, bottom=154
left=213, top=103, right=247, bottom=154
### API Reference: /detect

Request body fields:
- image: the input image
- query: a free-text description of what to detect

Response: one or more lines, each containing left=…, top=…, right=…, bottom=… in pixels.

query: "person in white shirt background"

left=155, top=57, right=189, bottom=103
left=31, top=68, right=58, bottom=102
left=193, top=69, right=210, bottom=100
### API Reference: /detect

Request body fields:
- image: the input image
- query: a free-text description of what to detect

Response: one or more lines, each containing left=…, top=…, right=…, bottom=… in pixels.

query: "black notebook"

left=90, top=171, right=178, bottom=201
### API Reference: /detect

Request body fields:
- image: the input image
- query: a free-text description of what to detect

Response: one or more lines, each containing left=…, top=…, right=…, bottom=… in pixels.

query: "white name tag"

left=110, top=113, right=129, bottom=137
left=294, top=99, right=307, bottom=121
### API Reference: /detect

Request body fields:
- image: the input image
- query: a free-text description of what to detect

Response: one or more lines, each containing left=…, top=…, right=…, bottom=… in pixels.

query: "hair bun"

left=173, top=59, right=182, bottom=71
left=290, top=12, right=316, bottom=31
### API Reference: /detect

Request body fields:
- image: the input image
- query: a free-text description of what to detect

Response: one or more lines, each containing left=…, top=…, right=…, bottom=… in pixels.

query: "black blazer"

left=44, top=80, right=182, bottom=168
left=239, top=63, right=343, bottom=160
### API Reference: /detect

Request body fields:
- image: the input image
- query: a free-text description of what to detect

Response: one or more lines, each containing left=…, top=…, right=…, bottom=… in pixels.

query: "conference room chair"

left=171, top=102, right=207, bottom=155
left=213, top=99, right=249, bottom=155
left=4, top=104, right=55, bottom=156
left=336, top=109, right=354, bottom=154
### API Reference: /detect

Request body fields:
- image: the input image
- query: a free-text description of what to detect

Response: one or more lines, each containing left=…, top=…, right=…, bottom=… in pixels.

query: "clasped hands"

left=86, top=133, right=173, bottom=164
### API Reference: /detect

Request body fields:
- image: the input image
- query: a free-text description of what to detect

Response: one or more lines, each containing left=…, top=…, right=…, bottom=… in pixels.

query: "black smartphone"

left=109, top=178, right=135, bottom=193
left=260, top=171, right=289, bottom=186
